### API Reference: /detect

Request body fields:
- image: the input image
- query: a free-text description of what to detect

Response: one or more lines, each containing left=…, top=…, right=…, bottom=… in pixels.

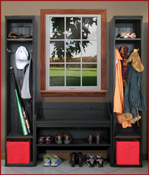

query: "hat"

left=15, top=46, right=29, bottom=69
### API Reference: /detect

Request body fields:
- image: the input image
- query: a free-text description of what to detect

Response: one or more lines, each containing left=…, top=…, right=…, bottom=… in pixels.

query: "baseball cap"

left=15, top=46, right=29, bottom=69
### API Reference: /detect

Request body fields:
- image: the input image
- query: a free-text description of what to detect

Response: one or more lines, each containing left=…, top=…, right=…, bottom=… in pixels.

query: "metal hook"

left=7, top=48, right=11, bottom=53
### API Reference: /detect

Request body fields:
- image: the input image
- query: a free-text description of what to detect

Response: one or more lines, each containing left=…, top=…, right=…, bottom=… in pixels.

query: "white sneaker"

left=43, top=155, right=51, bottom=167
left=50, top=155, right=62, bottom=167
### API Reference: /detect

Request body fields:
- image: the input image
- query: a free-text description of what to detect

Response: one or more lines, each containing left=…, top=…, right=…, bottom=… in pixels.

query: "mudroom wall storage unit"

left=35, top=102, right=112, bottom=164
left=109, top=16, right=143, bottom=167
left=5, top=16, right=37, bottom=166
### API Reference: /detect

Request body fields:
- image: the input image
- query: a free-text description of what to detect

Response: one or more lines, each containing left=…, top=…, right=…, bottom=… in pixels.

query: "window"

left=40, top=9, right=107, bottom=97
left=46, top=15, right=100, bottom=90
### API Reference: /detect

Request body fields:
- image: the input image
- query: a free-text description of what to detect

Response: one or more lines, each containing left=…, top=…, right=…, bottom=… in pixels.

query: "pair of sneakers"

left=85, top=154, right=103, bottom=167
left=43, top=155, right=62, bottom=167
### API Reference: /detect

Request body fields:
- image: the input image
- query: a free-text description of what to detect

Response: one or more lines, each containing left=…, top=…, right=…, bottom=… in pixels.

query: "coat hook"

left=7, top=48, right=11, bottom=53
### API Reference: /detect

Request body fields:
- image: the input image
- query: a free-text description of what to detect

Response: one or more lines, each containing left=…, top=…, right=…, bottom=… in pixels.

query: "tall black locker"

left=5, top=16, right=37, bottom=166
left=109, top=16, right=143, bottom=167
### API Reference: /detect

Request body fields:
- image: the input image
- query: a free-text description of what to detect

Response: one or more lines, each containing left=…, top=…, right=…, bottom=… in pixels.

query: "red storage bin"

left=116, top=138, right=140, bottom=165
left=6, top=139, right=30, bottom=164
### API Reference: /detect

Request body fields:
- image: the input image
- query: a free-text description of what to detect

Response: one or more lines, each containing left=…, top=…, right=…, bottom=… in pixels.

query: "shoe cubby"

left=109, top=16, right=143, bottom=167
left=35, top=102, right=112, bottom=163
left=5, top=16, right=37, bottom=166
left=115, top=19, right=142, bottom=38
left=36, top=127, right=111, bottom=146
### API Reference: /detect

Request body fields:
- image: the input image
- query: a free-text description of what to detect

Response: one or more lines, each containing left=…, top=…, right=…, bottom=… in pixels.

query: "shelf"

left=115, top=132, right=141, bottom=139
left=7, top=132, right=33, bottom=139
left=36, top=138, right=110, bottom=147
left=36, top=119, right=111, bottom=128
left=7, top=38, right=33, bottom=42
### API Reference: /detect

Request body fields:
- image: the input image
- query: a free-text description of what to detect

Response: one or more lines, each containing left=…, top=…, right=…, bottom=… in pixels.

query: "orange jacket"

left=113, top=49, right=132, bottom=128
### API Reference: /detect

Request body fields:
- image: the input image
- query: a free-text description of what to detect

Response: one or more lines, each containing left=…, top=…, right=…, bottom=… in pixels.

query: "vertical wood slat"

left=100, top=9, right=107, bottom=90
left=40, top=9, right=46, bottom=90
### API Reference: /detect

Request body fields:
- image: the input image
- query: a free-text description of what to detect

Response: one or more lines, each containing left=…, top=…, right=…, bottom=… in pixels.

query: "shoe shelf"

left=36, top=102, right=112, bottom=164
left=36, top=138, right=110, bottom=147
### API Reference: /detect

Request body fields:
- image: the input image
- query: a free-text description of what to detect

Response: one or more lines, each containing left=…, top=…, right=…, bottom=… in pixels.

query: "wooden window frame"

left=40, top=9, right=107, bottom=97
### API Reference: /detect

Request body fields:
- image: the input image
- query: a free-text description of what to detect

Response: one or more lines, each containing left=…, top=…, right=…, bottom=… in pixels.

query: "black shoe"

left=69, top=152, right=77, bottom=167
left=85, top=154, right=95, bottom=167
left=38, top=135, right=45, bottom=144
left=78, top=152, right=83, bottom=167
left=95, top=156, right=103, bottom=167
left=45, top=135, right=53, bottom=144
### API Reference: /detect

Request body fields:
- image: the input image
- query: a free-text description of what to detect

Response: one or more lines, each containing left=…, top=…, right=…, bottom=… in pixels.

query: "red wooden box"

left=6, top=139, right=30, bottom=164
left=116, top=138, right=140, bottom=165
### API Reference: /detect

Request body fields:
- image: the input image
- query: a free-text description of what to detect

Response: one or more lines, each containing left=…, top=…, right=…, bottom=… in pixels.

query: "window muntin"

left=46, top=15, right=101, bottom=90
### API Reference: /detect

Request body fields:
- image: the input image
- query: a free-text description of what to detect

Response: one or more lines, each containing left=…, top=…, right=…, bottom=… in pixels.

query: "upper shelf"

left=115, top=38, right=141, bottom=41
left=116, top=38, right=141, bottom=41
left=7, top=38, right=33, bottom=42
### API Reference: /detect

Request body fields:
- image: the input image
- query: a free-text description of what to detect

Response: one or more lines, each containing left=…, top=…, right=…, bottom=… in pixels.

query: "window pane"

left=50, top=64, right=64, bottom=86
left=50, top=17, right=64, bottom=39
left=82, top=41, right=97, bottom=62
left=50, top=41, right=64, bottom=62
left=82, top=64, right=97, bottom=86
left=66, top=40, right=81, bottom=62
left=66, top=17, right=81, bottom=39
left=66, top=64, right=80, bottom=86
left=82, top=17, right=97, bottom=39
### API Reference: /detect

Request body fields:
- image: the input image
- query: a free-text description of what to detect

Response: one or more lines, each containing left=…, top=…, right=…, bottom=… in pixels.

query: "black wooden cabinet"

left=5, top=16, right=37, bottom=166
left=5, top=15, right=144, bottom=167
left=35, top=102, right=112, bottom=164
left=109, top=16, right=143, bottom=167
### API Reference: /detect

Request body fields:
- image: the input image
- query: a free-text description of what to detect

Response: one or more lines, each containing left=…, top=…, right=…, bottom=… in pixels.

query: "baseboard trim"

left=1, top=153, right=148, bottom=160
left=40, top=150, right=107, bottom=160
left=1, top=153, right=5, bottom=159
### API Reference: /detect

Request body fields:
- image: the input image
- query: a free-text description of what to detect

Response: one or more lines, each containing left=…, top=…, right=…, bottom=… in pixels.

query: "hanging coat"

left=113, top=48, right=132, bottom=128
left=122, top=50, right=146, bottom=123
